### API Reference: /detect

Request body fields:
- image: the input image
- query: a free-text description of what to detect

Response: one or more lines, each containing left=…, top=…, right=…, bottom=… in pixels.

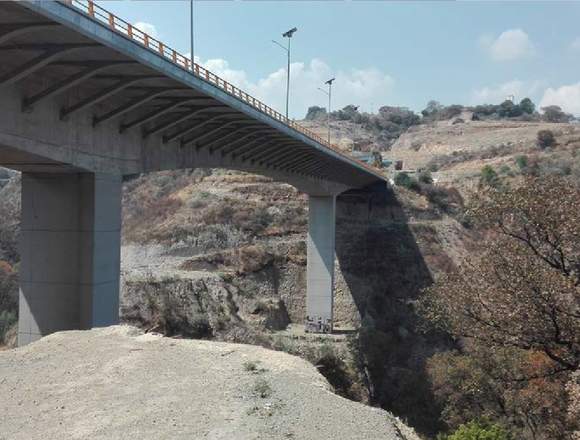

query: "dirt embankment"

left=0, top=326, right=420, bottom=440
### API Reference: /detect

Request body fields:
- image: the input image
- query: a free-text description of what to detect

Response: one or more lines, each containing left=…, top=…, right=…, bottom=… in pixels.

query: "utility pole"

left=273, top=27, right=297, bottom=119
left=318, top=77, right=335, bottom=144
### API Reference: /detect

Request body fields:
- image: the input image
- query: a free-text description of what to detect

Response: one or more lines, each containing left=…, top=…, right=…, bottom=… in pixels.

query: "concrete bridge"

left=0, top=0, right=385, bottom=345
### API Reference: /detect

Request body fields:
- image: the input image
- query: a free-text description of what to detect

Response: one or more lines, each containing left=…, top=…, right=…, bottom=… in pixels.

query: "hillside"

left=0, top=326, right=420, bottom=440
left=388, top=119, right=580, bottom=190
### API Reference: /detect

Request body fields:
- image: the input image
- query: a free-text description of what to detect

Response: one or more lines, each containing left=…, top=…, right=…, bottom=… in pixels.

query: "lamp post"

left=190, top=0, right=195, bottom=67
left=272, top=27, right=297, bottom=119
left=317, top=77, right=335, bottom=144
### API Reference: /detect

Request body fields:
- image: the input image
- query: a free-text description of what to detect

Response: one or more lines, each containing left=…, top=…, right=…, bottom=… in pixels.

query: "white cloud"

left=540, top=83, right=580, bottom=116
left=480, top=29, right=535, bottom=61
left=570, top=37, right=580, bottom=51
left=133, top=22, right=158, bottom=39
left=471, top=80, right=542, bottom=104
left=191, top=57, right=394, bottom=119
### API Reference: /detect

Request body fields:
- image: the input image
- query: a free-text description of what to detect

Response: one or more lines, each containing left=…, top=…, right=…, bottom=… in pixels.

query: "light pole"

left=317, top=77, right=335, bottom=144
left=190, top=0, right=195, bottom=67
left=272, top=27, right=297, bottom=119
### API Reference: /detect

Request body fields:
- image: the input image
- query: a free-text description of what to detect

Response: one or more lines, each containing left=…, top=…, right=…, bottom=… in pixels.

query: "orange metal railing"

left=59, top=0, right=382, bottom=177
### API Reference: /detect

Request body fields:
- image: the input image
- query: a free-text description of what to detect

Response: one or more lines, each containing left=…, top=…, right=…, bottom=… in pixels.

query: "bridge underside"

left=0, top=1, right=385, bottom=344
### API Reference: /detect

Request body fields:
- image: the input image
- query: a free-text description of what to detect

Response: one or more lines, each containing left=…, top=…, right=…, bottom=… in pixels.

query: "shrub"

left=479, top=165, right=500, bottom=188
left=253, top=378, right=272, bottom=398
left=418, top=171, right=434, bottom=185
left=394, top=172, right=421, bottom=191
left=515, top=155, right=528, bottom=171
left=0, top=310, right=16, bottom=344
left=537, top=129, right=556, bottom=149
left=439, top=421, right=511, bottom=440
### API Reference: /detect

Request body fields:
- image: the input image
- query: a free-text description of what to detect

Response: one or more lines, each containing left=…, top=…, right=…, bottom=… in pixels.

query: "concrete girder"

left=232, top=140, right=274, bottom=162
left=276, top=153, right=318, bottom=173
left=200, top=127, right=256, bottom=154
left=22, top=62, right=136, bottom=112
left=60, top=76, right=161, bottom=120
left=145, top=107, right=222, bottom=138
left=120, top=97, right=208, bottom=133
left=282, top=158, right=322, bottom=180
left=220, top=133, right=273, bottom=158
left=251, top=142, right=296, bottom=165
left=0, top=44, right=97, bottom=87
left=256, top=143, right=303, bottom=167
left=92, top=88, right=182, bottom=126
left=0, top=23, right=60, bottom=45
left=186, top=120, right=249, bottom=149
left=164, top=115, right=234, bottom=144
left=239, top=139, right=285, bottom=162
left=210, top=130, right=269, bottom=155
left=299, top=162, right=330, bottom=180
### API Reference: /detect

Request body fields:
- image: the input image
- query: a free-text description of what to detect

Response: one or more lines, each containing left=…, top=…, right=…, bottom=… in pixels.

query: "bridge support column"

left=305, top=195, right=336, bottom=333
left=18, top=173, right=122, bottom=346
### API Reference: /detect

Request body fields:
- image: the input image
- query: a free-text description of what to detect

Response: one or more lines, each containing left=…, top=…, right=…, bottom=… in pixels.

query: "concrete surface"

left=306, top=195, right=336, bottom=332
left=0, top=326, right=416, bottom=440
left=18, top=173, right=122, bottom=345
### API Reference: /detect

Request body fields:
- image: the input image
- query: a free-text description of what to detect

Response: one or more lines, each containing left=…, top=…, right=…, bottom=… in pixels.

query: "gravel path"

left=0, top=326, right=414, bottom=440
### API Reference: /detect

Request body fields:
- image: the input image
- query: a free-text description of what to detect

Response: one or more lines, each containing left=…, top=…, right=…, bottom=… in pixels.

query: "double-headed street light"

left=318, top=77, right=335, bottom=144
left=272, top=27, right=298, bottom=119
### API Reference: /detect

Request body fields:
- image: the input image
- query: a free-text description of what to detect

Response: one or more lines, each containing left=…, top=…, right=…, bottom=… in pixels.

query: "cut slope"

left=0, top=326, right=418, bottom=440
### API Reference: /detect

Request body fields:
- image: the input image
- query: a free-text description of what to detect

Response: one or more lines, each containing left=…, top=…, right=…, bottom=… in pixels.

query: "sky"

left=102, top=1, right=580, bottom=119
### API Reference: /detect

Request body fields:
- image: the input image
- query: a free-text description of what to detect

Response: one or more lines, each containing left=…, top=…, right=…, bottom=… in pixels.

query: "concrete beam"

left=210, top=130, right=267, bottom=155
left=164, top=114, right=231, bottom=144
left=18, top=172, right=122, bottom=346
left=0, top=23, right=59, bottom=45
left=60, top=76, right=160, bottom=120
left=0, top=44, right=96, bottom=87
left=305, top=195, right=336, bottom=333
left=22, top=62, right=134, bottom=112
left=181, top=120, right=242, bottom=147
left=120, top=97, right=207, bottom=133
left=256, top=143, right=302, bottom=166
left=93, top=88, right=180, bottom=126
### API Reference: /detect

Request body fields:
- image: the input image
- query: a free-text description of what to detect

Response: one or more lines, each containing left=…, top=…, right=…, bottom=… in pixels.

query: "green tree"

left=304, top=106, right=327, bottom=121
left=519, top=97, right=535, bottom=115
left=542, top=105, right=572, bottom=123
left=440, top=421, right=511, bottom=440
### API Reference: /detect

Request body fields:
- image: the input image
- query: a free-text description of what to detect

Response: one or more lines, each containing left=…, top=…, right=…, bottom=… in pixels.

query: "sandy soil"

left=0, top=326, right=417, bottom=440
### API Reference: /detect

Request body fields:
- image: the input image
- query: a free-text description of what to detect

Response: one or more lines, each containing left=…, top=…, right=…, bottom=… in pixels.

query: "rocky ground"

left=0, top=326, right=420, bottom=440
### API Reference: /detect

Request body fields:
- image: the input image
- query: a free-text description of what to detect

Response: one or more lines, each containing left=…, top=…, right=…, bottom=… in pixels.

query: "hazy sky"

left=102, top=1, right=580, bottom=118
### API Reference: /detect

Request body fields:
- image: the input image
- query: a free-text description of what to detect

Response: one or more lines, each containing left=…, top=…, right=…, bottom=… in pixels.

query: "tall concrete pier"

left=18, top=173, right=122, bottom=345
left=305, top=196, right=336, bottom=333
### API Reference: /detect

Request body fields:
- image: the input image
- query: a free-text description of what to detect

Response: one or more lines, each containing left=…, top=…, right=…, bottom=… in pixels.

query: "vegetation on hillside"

left=420, top=177, right=580, bottom=439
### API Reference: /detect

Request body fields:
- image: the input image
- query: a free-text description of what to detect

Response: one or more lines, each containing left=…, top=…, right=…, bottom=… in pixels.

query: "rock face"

left=0, top=326, right=420, bottom=440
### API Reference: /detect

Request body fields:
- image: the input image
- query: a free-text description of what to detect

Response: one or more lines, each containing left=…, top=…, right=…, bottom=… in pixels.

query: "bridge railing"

left=60, top=0, right=382, bottom=177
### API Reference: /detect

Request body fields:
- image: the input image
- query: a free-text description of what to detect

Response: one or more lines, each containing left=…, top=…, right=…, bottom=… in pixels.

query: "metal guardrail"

left=59, top=0, right=383, bottom=178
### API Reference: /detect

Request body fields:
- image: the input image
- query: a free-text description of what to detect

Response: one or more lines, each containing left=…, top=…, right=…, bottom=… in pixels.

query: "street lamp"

left=272, top=27, right=297, bottom=119
left=317, top=77, right=335, bottom=144
left=190, top=0, right=195, bottom=67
